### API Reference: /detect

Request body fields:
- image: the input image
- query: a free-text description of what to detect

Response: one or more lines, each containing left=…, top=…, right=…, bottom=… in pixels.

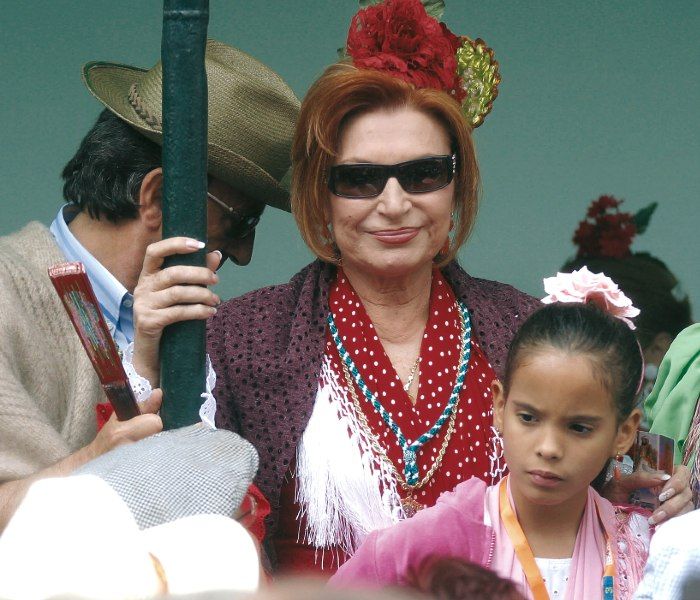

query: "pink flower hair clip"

left=541, top=266, right=640, bottom=330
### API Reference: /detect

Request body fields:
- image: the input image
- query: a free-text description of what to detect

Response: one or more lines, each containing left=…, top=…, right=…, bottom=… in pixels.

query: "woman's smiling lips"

left=528, top=470, right=564, bottom=488
left=370, top=227, right=420, bottom=245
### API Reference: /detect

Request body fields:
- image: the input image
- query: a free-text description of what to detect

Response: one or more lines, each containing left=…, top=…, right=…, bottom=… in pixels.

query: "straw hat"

left=82, top=39, right=300, bottom=211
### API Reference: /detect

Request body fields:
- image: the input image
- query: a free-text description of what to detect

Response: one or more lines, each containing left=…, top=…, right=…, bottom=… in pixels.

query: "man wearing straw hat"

left=0, top=39, right=299, bottom=530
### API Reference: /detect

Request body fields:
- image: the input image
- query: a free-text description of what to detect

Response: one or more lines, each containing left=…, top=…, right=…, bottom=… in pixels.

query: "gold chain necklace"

left=340, top=356, right=460, bottom=518
left=402, top=356, right=421, bottom=393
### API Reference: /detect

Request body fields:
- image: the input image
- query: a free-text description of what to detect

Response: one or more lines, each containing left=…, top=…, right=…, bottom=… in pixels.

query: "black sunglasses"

left=207, top=192, right=261, bottom=239
left=328, top=154, right=456, bottom=199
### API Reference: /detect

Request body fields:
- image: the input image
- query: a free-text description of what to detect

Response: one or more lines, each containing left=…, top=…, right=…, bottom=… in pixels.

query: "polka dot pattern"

left=328, top=269, right=495, bottom=507
left=208, top=260, right=539, bottom=550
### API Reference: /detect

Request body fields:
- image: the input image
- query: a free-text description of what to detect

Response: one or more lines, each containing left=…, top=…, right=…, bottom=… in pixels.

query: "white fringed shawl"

left=295, top=356, right=405, bottom=559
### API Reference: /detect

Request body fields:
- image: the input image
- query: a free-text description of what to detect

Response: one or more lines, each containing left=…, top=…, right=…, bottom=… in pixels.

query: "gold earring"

left=613, top=452, right=624, bottom=480
left=331, top=243, right=342, bottom=266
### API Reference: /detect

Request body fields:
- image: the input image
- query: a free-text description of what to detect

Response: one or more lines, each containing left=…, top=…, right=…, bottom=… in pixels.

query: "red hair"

left=291, top=63, right=480, bottom=266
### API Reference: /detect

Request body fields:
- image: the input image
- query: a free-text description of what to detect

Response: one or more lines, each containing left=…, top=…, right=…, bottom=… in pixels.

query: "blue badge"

left=603, top=575, right=614, bottom=600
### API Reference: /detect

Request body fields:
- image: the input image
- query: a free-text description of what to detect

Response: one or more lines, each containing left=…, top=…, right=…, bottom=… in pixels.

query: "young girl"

left=330, top=271, right=651, bottom=599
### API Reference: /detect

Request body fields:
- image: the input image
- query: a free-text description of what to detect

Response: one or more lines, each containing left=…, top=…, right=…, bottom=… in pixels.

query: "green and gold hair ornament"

left=456, top=37, right=501, bottom=128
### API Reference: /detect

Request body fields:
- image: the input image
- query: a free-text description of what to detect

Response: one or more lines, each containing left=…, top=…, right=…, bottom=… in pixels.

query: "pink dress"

left=330, top=477, right=650, bottom=599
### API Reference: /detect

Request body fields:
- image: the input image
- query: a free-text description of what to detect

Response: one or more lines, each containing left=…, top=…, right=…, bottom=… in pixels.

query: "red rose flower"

left=574, top=195, right=637, bottom=259
left=347, top=0, right=465, bottom=102
left=599, top=231, right=631, bottom=259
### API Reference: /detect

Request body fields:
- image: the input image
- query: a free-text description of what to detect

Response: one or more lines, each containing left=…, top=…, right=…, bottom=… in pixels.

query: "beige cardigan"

left=0, top=222, right=103, bottom=481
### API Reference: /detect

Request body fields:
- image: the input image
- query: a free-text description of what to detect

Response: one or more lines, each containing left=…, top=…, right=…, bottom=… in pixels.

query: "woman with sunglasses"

left=130, top=0, right=538, bottom=574
left=128, top=0, right=688, bottom=578
left=252, top=48, right=543, bottom=572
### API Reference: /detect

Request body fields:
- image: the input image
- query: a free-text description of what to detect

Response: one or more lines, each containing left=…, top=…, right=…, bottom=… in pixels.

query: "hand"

left=0, top=391, right=165, bottom=532
left=649, top=464, right=693, bottom=526
left=87, top=389, right=164, bottom=460
left=133, top=237, right=221, bottom=385
left=602, top=464, right=693, bottom=525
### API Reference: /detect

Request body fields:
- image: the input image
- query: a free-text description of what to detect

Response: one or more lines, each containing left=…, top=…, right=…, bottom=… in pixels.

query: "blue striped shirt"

left=49, top=205, right=134, bottom=351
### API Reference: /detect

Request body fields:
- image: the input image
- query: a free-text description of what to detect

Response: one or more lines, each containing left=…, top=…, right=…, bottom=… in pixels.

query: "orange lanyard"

left=498, top=477, right=616, bottom=600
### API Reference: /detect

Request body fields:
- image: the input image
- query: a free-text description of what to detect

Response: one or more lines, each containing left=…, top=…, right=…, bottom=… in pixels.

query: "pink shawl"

left=485, top=479, right=649, bottom=599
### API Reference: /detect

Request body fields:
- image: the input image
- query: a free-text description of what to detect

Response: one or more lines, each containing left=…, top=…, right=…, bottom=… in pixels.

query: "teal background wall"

left=1, top=1, right=698, bottom=313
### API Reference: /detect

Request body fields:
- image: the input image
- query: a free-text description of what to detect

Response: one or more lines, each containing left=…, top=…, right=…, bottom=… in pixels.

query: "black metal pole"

left=160, top=0, right=209, bottom=428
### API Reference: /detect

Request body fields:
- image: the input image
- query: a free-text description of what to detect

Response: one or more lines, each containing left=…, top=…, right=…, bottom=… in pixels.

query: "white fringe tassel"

left=295, top=357, right=404, bottom=564
left=489, top=425, right=507, bottom=485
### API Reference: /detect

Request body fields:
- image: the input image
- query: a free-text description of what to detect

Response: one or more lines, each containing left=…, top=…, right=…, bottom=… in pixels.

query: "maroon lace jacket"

left=208, top=260, right=539, bottom=546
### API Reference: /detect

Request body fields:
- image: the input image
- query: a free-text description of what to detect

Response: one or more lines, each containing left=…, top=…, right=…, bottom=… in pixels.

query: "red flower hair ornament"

left=573, top=195, right=658, bottom=260
left=345, top=0, right=501, bottom=128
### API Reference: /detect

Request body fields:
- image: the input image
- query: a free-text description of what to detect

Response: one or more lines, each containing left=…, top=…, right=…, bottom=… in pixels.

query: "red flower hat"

left=344, top=0, right=500, bottom=127
left=572, top=195, right=658, bottom=260
left=347, top=0, right=465, bottom=101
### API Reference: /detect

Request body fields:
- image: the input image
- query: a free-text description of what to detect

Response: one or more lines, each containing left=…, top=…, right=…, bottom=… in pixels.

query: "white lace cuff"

left=200, top=355, right=217, bottom=429
left=122, top=343, right=153, bottom=403
left=122, top=342, right=217, bottom=429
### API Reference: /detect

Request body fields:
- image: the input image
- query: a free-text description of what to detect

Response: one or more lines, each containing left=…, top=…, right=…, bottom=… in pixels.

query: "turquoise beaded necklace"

left=327, top=300, right=472, bottom=486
